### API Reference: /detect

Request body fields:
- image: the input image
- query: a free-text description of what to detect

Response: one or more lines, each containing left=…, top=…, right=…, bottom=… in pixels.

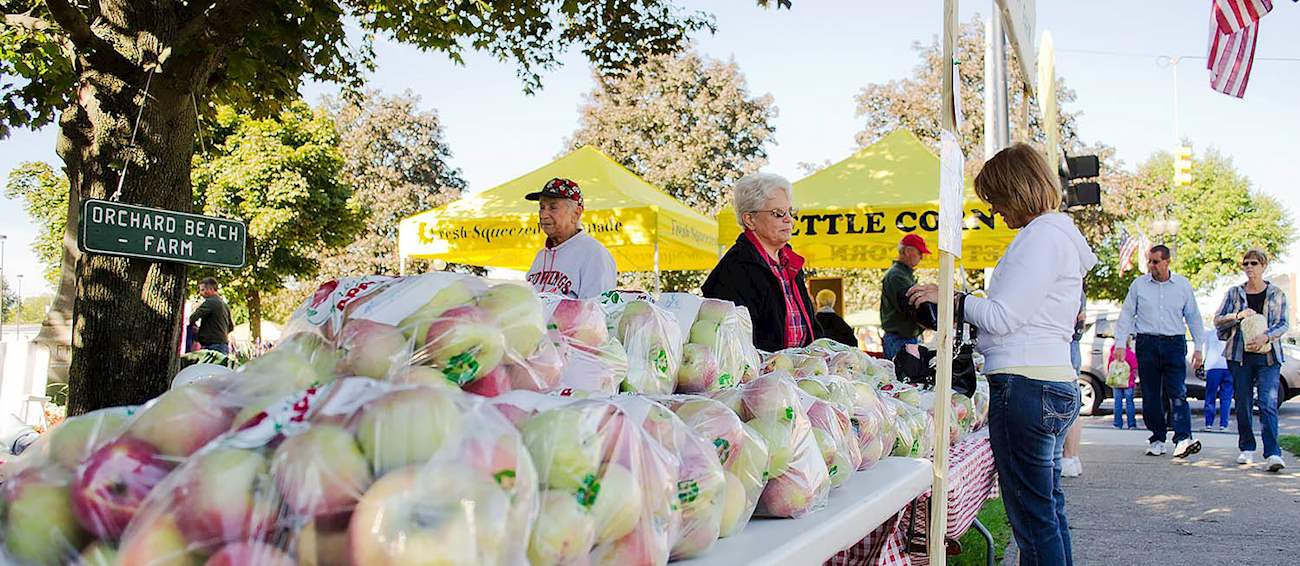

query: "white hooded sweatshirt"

left=963, top=212, right=1099, bottom=378
left=526, top=229, right=617, bottom=299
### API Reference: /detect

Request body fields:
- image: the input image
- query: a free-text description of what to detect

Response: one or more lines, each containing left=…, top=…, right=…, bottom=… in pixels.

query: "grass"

left=1281, top=434, right=1300, bottom=458
left=952, top=497, right=1012, bottom=566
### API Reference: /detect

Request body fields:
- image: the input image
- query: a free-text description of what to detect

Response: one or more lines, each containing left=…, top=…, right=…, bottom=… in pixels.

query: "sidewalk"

left=1061, top=425, right=1299, bottom=565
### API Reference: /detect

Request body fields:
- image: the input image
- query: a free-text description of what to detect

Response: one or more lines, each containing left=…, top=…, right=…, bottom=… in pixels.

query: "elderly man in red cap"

left=880, top=233, right=932, bottom=359
left=524, top=177, right=617, bottom=298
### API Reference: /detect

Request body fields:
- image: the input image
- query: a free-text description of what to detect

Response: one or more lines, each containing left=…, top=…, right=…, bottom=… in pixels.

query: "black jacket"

left=815, top=311, right=859, bottom=348
left=702, top=234, right=821, bottom=353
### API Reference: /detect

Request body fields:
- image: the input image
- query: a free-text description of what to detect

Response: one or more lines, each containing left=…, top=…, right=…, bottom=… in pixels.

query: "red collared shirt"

left=744, top=230, right=810, bottom=349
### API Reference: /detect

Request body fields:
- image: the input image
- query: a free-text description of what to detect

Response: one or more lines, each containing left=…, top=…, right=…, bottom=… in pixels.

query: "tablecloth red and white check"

left=826, top=428, right=998, bottom=566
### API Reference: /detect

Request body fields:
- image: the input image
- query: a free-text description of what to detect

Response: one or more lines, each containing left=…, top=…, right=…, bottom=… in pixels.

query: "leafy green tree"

left=4, top=161, right=68, bottom=287
left=316, top=90, right=467, bottom=277
left=0, top=0, right=788, bottom=412
left=568, top=47, right=778, bottom=215
left=190, top=103, right=362, bottom=341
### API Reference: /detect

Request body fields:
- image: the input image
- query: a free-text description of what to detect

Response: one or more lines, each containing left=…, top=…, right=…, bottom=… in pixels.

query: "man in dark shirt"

left=188, top=277, right=234, bottom=355
left=880, top=234, right=930, bottom=359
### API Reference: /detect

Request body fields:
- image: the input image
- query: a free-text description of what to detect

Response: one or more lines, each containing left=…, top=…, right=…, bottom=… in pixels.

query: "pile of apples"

left=114, top=378, right=540, bottom=566
left=543, top=295, right=629, bottom=395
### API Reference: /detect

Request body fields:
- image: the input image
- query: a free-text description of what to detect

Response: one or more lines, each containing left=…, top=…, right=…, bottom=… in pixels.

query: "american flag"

left=1215, top=0, right=1273, bottom=34
left=1118, top=230, right=1140, bottom=274
left=1207, top=1, right=1267, bottom=98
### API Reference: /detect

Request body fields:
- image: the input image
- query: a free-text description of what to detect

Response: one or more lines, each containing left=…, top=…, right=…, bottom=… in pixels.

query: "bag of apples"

left=540, top=294, right=629, bottom=395
left=603, top=297, right=683, bottom=395
left=486, top=391, right=680, bottom=566
left=292, top=273, right=564, bottom=396
left=607, top=395, right=726, bottom=559
left=112, top=377, right=540, bottom=566
left=707, top=373, right=830, bottom=518
left=650, top=395, right=769, bottom=539
left=801, top=393, right=862, bottom=488
left=844, top=381, right=888, bottom=470
left=659, top=294, right=761, bottom=392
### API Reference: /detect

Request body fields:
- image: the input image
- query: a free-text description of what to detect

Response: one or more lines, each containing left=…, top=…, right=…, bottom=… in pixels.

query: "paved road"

left=1061, top=426, right=1298, bottom=566
left=1079, top=396, right=1300, bottom=436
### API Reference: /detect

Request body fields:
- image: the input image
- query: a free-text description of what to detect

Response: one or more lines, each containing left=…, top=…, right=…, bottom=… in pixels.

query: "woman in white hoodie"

left=908, top=144, right=1097, bottom=566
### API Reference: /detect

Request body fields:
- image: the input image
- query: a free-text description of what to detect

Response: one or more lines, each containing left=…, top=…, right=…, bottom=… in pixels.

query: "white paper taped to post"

left=938, top=130, right=966, bottom=257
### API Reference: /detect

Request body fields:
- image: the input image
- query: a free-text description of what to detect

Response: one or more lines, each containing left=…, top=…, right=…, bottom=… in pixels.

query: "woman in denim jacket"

left=1212, top=248, right=1289, bottom=472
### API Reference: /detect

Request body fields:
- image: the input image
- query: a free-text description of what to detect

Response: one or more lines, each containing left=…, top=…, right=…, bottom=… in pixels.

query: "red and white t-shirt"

left=526, top=229, right=617, bottom=299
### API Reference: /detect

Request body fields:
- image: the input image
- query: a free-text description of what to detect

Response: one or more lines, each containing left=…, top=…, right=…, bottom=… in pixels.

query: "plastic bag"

left=487, top=392, right=680, bottom=565
left=710, top=372, right=830, bottom=518
left=542, top=295, right=629, bottom=395
left=797, top=375, right=859, bottom=410
left=116, top=378, right=540, bottom=566
left=607, top=298, right=683, bottom=394
left=802, top=394, right=861, bottom=487
left=660, top=294, right=760, bottom=389
left=651, top=395, right=768, bottom=540
left=1242, top=313, right=1270, bottom=353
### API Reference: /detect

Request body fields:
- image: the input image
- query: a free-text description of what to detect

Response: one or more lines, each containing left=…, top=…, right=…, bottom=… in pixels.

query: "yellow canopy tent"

left=398, top=146, right=718, bottom=276
left=718, top=130, right=1017, bottom=269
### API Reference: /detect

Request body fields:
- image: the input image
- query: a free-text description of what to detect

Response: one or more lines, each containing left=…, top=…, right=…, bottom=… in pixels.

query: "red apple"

left=174, top=447, right=279, bottom=545
left=71, top=437, right=173, bottom=540
left=549, top=298, right=608, bottom=347
left=205, top=542, right=294, bottom=566
left=677, top=343, right=723, bottom=393
left=271, top=424, right=373, bottom=519
left=462, top=365, right=513, bottom=397
left=126, top=384, right=236, bottom=458
left=337, top=319, right=411, bottom=379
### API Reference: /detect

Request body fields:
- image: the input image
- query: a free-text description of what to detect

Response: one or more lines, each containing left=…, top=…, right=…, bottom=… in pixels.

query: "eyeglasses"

left=748, top=208, right=799, bottom=220
left=1147, top=258, right=1165, bottom=265
left=1241, top=260, right=1261, bottom=267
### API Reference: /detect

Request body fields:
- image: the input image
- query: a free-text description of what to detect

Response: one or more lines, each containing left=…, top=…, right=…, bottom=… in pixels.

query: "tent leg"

left=653, top=240, right=662, bottom=295
left=399, top=255, right=406, bottom=276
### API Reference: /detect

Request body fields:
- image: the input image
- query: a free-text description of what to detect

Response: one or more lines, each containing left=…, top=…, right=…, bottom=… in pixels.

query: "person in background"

left=1114, top=244, right=1205, bottom=459
left=188, top=277, right=235, bottom=355
left=1061, top=290, right=1087, bottom=478
left=907, top=143, right=1096, bottom=566
left=1213, top=248, right=1289, bottom=472
left=813, top=289, right=858, bottom=348
left=1201, top=328, right=1232, bottom=433
left=880, top=234, right=931, bottom=359
left=525, top=177, right=617, bottom=299
left=704, top=173, right=821, bottom=352
left=1110, top=337, right=1139, bottom=429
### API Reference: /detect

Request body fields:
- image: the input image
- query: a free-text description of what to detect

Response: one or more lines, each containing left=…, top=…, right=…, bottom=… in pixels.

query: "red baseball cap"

left=525, top=177, right=584, bottom=207
left=900, top=234, right=932, bottom=255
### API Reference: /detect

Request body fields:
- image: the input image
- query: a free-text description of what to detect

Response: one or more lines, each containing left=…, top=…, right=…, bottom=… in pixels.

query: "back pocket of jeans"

left=1042, top=384, right=1079, bottom=431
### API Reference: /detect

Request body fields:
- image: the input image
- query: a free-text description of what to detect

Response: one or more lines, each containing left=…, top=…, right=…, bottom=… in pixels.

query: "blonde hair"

left=974, top=143, right=1062, bottom=227
left=815, top=289, right=837, bottom=309
left=1243, top=248, right=1269, bottom=266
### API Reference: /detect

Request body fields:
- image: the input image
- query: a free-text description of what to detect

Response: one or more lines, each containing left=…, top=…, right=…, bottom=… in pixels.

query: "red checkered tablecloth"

left=826, top=429, right=998, bottom=566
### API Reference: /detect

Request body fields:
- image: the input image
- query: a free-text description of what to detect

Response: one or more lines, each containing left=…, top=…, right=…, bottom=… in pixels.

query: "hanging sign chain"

left=109, top=67, right=156, bottom=202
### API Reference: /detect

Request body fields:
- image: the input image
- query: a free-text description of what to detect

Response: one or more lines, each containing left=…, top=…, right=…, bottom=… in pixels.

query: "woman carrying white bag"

left=1212, top=248, right=1289, bottom=472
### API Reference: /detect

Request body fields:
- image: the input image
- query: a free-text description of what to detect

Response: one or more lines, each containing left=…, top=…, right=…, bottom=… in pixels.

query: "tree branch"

left=2, top=13, right=55, bottom=33
left=42, top=0, right=95, bottom=48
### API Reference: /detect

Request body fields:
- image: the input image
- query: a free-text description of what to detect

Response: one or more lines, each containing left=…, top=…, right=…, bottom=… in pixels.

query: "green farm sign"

left=78, top=199, right=246, bottom=268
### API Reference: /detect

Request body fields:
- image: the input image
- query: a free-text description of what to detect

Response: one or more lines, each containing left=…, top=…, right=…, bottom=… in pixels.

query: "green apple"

left=5, top=473, right=87, bottom=566
left=528, top=490, right=596, bottom=566
left=127, top=384, right=235, bottom=458
left=271, top=424, right=373, bottom=518
left=590, top=463, right=642, bottom=545
left=519, top=408, right=602, bottom=491
left=479, top=283, right=547, bottom=357
left=356, top=388, right=464, bottom=476
left=747, top=418, right=793, bottom=478
left=717, top=471, right=749, bottom=538
left=46, top=408, right=131, bottom=471
left=117, top=512, right=197, bottom=566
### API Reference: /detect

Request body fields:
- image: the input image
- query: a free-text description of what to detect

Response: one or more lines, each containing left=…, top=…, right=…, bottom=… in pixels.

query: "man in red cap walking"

left=524, top=177, right=617, bottom=298
left=880, top=233, right=931, bottom=359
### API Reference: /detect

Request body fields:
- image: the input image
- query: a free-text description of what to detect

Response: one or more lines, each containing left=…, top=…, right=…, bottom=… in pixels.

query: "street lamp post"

left=1, top=234, right=6, bottom=334
left=15, top=274, right=22, bottom=340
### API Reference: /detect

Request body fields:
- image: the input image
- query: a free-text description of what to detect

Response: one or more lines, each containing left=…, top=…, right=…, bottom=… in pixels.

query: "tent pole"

left=653, top=239, right=662, bottom=295
left=399, top=255, right=406, bottom=276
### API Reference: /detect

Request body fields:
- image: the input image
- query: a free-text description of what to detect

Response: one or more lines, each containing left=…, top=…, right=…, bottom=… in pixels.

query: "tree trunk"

left=249, top=287, right=262, bottom=342
left=64, top=68, right=198, bottom=415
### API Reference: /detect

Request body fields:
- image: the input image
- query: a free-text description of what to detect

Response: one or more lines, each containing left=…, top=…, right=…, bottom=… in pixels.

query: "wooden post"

left=930, top=1, right=958, bottom=565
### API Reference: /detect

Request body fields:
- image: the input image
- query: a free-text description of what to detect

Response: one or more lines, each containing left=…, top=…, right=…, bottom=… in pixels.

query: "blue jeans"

left=988, top=374, right=1078, bottom=566
left=1203, top=368, right=1233, bottom=428
left=1228, top=358, right=1281, bottom=458
left=1069, top=339, right=1082, bottom=373
left=882, top=332, right=918, bottom=361
left=202, top=343, right=230, bottom=355
left=1112, top=387, right=1137, bottom=428
left=1135, top=335, right=1192, bottom=444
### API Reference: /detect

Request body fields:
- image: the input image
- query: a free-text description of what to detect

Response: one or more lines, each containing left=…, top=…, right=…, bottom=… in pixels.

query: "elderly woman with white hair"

left=703, top=173, right=821, bottom=352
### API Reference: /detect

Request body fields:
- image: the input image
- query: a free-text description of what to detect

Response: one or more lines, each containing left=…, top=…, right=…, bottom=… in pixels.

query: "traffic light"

left=1173, top=146, right=1193, bottom=187
left=1061, top=154, right=1101, bottom=207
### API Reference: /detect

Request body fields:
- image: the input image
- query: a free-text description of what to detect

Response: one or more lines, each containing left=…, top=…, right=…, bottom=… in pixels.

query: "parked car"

left=1075, top=315, right=1298, bottom=415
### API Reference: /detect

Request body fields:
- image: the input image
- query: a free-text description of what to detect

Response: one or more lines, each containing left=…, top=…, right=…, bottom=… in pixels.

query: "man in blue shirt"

left=1115, top=245, right=1206, bottom=459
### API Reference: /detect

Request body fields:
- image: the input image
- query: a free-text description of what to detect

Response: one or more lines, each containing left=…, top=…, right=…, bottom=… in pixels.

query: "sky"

left=2, top=0, right=1299, bottom=298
